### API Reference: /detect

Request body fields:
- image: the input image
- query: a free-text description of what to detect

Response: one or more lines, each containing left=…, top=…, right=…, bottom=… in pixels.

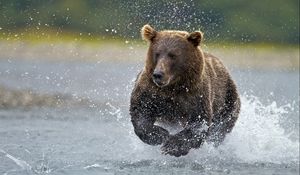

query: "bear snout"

left=152, top=71, right=165, bottom=86
left=153, top=71, right=164, bottom=80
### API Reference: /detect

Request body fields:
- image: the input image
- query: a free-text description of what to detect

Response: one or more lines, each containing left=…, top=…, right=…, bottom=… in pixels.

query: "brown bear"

left=129, top=24, right=241, bottom=157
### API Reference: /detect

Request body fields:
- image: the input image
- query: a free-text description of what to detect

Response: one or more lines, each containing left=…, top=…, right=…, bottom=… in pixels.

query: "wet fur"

left=130, top=25, right=240, bottom=157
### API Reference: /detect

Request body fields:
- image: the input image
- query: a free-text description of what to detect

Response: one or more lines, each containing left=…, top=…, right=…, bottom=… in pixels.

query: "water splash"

left=126, top=94, right=299, bottom=164
left=0, top=149, right=32, bottom=171
left=122, top=0, right=223, bottom=40
left=220, top=94, right=299, bottom=163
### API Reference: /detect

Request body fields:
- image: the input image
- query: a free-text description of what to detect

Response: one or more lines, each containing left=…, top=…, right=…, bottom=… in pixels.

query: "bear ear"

left=141, top=24, right=157, bottom=42
left=187, top=31, right=203, bottom=46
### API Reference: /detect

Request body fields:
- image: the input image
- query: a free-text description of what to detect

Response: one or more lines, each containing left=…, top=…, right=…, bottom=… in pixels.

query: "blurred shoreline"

left=0, top=39, right=299, bottom=70
left=0, top=85, right=105, bottom=110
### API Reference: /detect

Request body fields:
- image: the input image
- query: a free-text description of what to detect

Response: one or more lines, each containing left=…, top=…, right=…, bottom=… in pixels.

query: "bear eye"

left=168, top=53, right=176, bottom=60
left=154, top=53, right=160, bottom=58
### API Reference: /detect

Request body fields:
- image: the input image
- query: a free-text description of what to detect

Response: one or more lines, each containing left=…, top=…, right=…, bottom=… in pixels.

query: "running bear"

left=130, top=24, right=241, bottom=157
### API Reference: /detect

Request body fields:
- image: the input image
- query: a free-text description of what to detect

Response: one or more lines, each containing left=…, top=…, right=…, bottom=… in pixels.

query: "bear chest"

left=150, top=95, right=197, bottom=127
left=152, top=97, right=182, bottom=116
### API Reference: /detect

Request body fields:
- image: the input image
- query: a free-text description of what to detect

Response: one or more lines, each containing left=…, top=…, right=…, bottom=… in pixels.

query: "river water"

left=0, top=58, right=299, bottom=175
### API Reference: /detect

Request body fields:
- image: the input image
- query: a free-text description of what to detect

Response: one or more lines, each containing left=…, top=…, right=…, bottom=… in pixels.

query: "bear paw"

left=161, top=135, right=191, bottom=157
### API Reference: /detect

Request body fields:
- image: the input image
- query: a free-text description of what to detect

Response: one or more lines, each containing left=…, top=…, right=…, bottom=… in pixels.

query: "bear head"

left=141, top=24, right=204, bottom=89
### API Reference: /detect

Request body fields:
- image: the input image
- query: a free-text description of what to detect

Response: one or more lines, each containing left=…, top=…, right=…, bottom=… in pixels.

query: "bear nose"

left=152, top=71, right=164, bottom=80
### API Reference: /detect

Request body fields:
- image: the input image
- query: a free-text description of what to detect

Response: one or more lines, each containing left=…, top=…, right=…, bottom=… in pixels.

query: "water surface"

left=0, top=58, right=299, bottom=175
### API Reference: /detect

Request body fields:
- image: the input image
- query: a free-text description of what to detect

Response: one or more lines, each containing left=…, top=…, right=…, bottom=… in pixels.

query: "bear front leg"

left=161, top=126, right=208, bottom=157
left=161, top=98, right=212, bottom=157
left=131, top=113, right=170, bottom=145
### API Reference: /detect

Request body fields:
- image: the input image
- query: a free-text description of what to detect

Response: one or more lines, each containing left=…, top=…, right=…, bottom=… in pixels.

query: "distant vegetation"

left=0, top=0, right=299, bottom=44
